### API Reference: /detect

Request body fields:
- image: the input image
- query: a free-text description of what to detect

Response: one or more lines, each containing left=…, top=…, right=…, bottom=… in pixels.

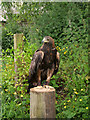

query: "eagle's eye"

left=47, top=38, right=49, bottom=41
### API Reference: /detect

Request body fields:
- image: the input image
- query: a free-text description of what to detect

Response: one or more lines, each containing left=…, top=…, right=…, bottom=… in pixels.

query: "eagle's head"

left=42, top=36, right=55, bottom=48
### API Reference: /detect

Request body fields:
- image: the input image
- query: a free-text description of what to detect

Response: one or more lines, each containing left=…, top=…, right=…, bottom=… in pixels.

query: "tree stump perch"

left=30, top=86, right=56, bottom=118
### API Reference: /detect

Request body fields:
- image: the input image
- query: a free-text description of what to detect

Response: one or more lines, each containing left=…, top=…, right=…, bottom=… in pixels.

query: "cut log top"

left=30, top=85, right=56, bottom=118
left=30, top=85, right=55, bottom=93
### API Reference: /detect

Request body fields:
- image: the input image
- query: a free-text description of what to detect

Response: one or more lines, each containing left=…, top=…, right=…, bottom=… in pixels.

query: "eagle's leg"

left=46, top=68, right=54, bottom=85
left=37, top=69, right=41, bottom=86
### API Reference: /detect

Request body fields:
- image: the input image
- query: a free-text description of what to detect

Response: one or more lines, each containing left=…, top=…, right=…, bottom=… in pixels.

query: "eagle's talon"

left=43, top=85, right=50, bottom=89
left=37, top=81, right=41, bottom=86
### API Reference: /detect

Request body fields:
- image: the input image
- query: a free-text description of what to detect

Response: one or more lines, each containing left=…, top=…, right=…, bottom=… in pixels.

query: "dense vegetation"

left=1, top=2, right=89, bottom=119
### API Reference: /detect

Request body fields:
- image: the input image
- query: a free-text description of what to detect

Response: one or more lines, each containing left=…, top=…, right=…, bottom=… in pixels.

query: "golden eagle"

left=28, top=36, right=60, bottom=90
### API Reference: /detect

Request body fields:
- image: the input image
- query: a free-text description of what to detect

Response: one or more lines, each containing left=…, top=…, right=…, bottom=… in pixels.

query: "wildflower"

left=73, top=88, right=76, bottom=91
left=64, top=106, right=66, bottom=108
left=0, top=86, right=2, bottom=88
left=5, top=89, right=8, bottom=91
left=59, top=47, right=61, bottom=51
left=75, top=45, right=77, bottom=46
left=18, top=103, right=21, bottom=106
left=21, top=95, right=23, bottom=97
left=13, top=92, right=17, bottom=95
left=30, top=57, right=32, bottom=60
left=64, top=51, right=67, bottom=54
left=15, top=84, right=18, bottom=87
left=66, top=47, right=68, bottom=49
left=74, top=68, right=76, bottom=71
left=73, top=105, right=75, bottom=108
left=75, top=98, right=77, bottom=100
left=79, top=99, right=82, bottom=101
left=74, top=91, right=78, bottom=94
left=64, top=103, right=66, bottom=105
left=86, top=107, right=88, bottom=109
left=67, top=100, right=71, bottom=102
left=81, top=89, right=83, bottom=91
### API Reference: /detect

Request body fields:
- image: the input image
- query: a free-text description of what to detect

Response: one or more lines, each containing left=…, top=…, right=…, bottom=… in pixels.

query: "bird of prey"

left=28, top=36, right=60, bottom=89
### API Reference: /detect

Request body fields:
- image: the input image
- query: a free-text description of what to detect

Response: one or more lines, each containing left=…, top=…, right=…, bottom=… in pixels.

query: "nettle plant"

left=2, top=37, right=38, bottom=118
left=53, top=41, right=89, bottom=118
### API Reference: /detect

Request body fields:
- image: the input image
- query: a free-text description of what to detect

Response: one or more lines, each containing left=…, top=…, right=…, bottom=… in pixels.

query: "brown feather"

left=28, top=36, right=60, bottom=89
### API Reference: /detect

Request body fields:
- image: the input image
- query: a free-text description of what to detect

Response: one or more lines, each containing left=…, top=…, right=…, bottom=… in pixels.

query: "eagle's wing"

left=54, top=52, right=60, bottom=74
left=29, top=51, right=44, bottom=78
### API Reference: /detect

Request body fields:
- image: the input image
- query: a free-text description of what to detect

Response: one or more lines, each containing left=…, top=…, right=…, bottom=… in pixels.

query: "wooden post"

left=30, top=86, right=56, bottom=118
left=14, top=33, right=23, bottom=84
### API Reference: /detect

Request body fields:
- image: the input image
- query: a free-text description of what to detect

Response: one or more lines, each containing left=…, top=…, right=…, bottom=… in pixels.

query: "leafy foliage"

left=1, top=2, right=89, bottom=119
left=2, top=38, right=38, bottom=118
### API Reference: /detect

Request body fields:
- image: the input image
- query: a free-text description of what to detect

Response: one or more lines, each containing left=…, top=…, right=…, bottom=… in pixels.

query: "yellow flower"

left=73, top=88, right=76, bottom=91
left=13, top=92, right=17, bottom=95
left=66, top=47, right=68, bottom=49
left=75, top=45, right=77, bottom=46
left=18, top=103, right=22, bottom=106
left=74, top=91, right=78, bottom=94
left=21, top=95, right=23, bottom=97
left=75, top=98, right=77, bottom=100
left=81, top=89, right=83, bottom=91
left=67, top=100, right=71, bottom=102
left=86, top=107, right=88, bottom=109
left=15, top=84, right=18, bottom=87
left=79, top=99, right=82, bottom=101
left=5, top=89, right=8, bottom=91
left=73, top=105, right=75, bottom=108
left=64, top=51, right=67, bottom=54
left=64, top=103, right=66, bottom=105
left=59, top=47, right=61, bottom=51
left=0, top=86, right=2, bottom=88
left=64, top=106, right=66, bottom=108
left=74, top=68, right=76, bottom=71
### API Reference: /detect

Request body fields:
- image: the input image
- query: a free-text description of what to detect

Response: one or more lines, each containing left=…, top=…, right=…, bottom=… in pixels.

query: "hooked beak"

left=42, top=38, right=49, bottom=43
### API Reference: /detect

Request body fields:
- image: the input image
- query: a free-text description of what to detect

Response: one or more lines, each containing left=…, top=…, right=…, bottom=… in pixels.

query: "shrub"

left=2, top=36, right=38, bottom=118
